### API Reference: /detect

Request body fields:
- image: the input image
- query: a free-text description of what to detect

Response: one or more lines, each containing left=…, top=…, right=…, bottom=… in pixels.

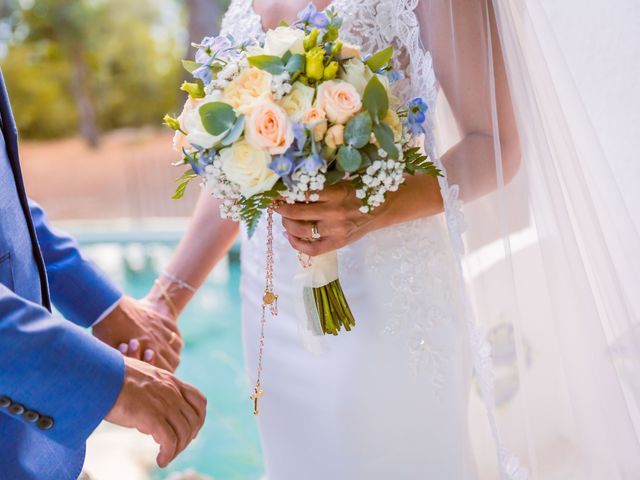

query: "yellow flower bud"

left=306, top=46, right=326, bottom=81
left=331, top=41, right=343, bottom=57
left=303, top=28, right=321, bottom=51
left=163, top=114, right=181, bottom=131
left=323, top=61, right=339, bottom=80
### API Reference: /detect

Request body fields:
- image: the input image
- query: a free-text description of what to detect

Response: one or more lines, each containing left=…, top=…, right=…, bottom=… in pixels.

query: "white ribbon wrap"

left=293, top=250, right=340, bottom=353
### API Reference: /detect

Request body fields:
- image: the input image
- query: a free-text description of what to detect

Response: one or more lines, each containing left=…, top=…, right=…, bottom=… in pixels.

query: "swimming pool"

left=79, top=237, right=264, bottom=480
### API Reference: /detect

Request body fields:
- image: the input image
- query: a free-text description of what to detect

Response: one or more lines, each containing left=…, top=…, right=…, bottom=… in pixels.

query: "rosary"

left=251, top=207, right=278, bottom=415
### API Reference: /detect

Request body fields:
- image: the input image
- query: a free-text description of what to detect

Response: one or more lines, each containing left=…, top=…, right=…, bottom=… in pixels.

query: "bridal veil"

left=411, top=0, right=640, bottom=478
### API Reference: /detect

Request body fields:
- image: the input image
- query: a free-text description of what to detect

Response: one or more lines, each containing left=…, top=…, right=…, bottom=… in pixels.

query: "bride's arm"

left=145, top=190, right=239, bottom=318
left=279, top=0, right=519, bottom=257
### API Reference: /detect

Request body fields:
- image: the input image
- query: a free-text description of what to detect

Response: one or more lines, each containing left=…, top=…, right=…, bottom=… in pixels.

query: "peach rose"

left=245, top=100, right=294, bottom=155
left=223, top=67, right=273, bottom=114
left=324, top=124, right=345, bottom=150
left=315, top=80, right=362, bottom=124
left=303, top=107, right=328, bottom=141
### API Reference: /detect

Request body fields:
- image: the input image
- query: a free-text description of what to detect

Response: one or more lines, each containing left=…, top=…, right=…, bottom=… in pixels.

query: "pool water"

left=81, top=240, right=264, bottom=480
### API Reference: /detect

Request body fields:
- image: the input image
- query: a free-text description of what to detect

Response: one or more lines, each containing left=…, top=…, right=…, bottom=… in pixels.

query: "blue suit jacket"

left=0, top=70, right=125, bottom=479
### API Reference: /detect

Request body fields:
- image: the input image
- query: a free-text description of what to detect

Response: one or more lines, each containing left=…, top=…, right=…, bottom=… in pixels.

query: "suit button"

left=8, top=403, right=25, bottom=416
left=23, top=410, right=40, bottom=423
left=0, top=397, right=11, bottom=408
left=37, top=416, right=54, bottom=431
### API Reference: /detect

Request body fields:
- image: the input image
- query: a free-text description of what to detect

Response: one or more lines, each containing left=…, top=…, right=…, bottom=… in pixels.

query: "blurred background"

left=0, top=1, right=264, bottom=479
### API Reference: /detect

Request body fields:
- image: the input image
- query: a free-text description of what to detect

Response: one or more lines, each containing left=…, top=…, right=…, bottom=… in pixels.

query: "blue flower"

left=297, top=3, right=329, bottom=30
left=269, top=155, right=294, bottom=177
left=292, top=122, right=308, bottom=150
left=407, top=97, right=428, bottom=134
left=384, top=69, right=404, bottom=84
left=301, top=152, right=326, bottom=174
left=193, top=65, right=212, bottom=84
left=194, top=36, right=232, bottom=64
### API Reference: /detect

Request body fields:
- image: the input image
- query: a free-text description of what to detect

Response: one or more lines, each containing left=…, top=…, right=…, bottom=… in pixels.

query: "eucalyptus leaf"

left=344, top=112, right=373, bottom=148
left=373, top=122, right=399, bottom=159
left=221, top=115, right=245, bottom=146
left=325, top=169, right=346, bottom=185
left=337, top=145, right=363, bottom=172
left=248, top=55, right=285, bottom=74
left=362, top=75, right=389, bottom=120
left=199, top=102, right=236, bottom=136
left=285, top=53, right=306, bottom=74
left=365, top=46, right=394, bottom=72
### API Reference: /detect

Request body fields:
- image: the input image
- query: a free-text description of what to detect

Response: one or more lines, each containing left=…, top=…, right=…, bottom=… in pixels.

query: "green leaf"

left=325, top=169, right=346, bottom=185
left=172, top=169, right=197, bottom=200
left=221, top=114, right=245, bottom=146
left=240, top=186, right=281, bottom=238
left=373, top=121, right=399, bottom=159
left=248, top=55, right=285, bottom=74
left=365, top=46, right=394, bottom=72
left=199, top=102, right=236, bottom=136
left=182, top=60, right=202, bottom=74
left=278, top=20, right=289, bottom=27
left=285, top=53, right=306, bottom=74
left=362, top=75, right=389, bottom=120
left=180, top=79, right=205, bottom=99
left=344, top=112, right=373, bottom=148
left=337, top=145, right=363, bottom=172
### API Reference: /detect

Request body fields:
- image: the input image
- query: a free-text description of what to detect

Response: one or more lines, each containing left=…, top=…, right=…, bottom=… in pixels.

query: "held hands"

left=105, top=357, right=206, bottom=468
left=93, top=296, right=183, bottom=373
left=277, top=181, right=381, bottom=256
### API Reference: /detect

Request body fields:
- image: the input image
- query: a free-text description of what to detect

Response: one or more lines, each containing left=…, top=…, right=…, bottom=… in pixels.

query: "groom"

left=0, top=69, right=206, bottom=479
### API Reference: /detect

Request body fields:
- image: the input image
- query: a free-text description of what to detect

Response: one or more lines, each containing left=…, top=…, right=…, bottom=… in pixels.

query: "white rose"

left=219, top=139, right=278, bottom=197
left=263, top=27, right=305, bottom=57
left=182, top=91, right=229, bottom=149
left=278, top=81, right=315, bottom=122
left=339, top=58, right=373, bottom=96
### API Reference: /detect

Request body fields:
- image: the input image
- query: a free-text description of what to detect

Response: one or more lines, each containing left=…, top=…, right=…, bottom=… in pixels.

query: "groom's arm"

left=28, top=199, right=122, bottom=328
left=0, top=283, right=124, bottom=448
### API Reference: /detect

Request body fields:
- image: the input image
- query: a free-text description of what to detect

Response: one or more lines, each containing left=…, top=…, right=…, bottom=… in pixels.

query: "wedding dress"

left=219, top=1, right=640, bottom=479
left=221, top=1, right=479, bottom=479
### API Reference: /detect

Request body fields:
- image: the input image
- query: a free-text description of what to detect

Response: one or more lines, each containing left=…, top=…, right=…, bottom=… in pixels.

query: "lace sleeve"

left=334, top=0, right=437, bottom=111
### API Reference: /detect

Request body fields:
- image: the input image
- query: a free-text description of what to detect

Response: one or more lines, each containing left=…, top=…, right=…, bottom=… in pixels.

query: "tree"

left=22, top=0, right=102, bottom=146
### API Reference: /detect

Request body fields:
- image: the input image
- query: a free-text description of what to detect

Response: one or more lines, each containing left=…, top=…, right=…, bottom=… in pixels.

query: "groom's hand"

left=106, top=357, right=207, bottom=467
left=93, top=295, right=183, bottom=372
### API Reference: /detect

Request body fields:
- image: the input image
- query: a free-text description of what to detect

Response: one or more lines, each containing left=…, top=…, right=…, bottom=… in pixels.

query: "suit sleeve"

left=0, top=282, right=125, bottom=448
left=28, top=199, right=122, bottom=328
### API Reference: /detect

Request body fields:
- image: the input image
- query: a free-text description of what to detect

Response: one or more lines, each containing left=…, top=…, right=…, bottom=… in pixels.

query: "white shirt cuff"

left=90, top=295, right=123, bottom=328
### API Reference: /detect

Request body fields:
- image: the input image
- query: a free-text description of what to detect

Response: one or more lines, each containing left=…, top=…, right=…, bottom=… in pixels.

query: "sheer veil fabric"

left=413, top=0, right=640, bottom=478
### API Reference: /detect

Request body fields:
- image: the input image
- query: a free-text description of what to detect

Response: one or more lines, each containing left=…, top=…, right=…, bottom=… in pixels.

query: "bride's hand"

left=276, top=181, right=381, bottom=256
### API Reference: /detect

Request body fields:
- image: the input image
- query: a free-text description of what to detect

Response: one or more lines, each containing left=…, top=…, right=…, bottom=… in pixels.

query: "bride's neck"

left=252, top=0, right=334, bottom=31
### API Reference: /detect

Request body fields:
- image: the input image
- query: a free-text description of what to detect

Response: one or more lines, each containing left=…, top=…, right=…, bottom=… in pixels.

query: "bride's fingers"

left=276, top=202, right=326, bottom=220
left=285, top=231, right=333, bottom=257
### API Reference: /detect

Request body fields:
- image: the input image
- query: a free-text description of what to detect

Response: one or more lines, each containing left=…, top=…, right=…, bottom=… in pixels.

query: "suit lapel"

left=0, top=70, right=51, bottom=310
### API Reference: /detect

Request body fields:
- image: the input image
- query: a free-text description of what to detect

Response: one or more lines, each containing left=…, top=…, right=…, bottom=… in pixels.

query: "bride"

left=142, top=1, right=640, bottom=479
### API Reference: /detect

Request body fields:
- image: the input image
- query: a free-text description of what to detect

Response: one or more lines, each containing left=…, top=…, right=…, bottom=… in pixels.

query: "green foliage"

left=337, top=145, right=362, bottom=172
left=247, top=55, right=286, bottom=75
left=365, top=46, right=393, bottom=72
left=220, top=114, right=245, bottom=146
left=240, top=186, right=280, bottom=238
left=362, top=75, right=389, bottom=120
left=404, top=147, right=442, bottom=177
left=172, top=169, right=198, bottom=200
left=344, top=112, right=372, bottom=148
left=373, top=122, right=399, bottom=159
left=199, top=101, right=236, bottom=136
left=182, top=60, right=202, bottom=74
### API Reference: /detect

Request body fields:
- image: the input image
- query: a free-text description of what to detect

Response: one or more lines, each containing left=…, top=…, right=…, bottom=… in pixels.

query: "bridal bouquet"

left=164, top=5, right=439, bottom=339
